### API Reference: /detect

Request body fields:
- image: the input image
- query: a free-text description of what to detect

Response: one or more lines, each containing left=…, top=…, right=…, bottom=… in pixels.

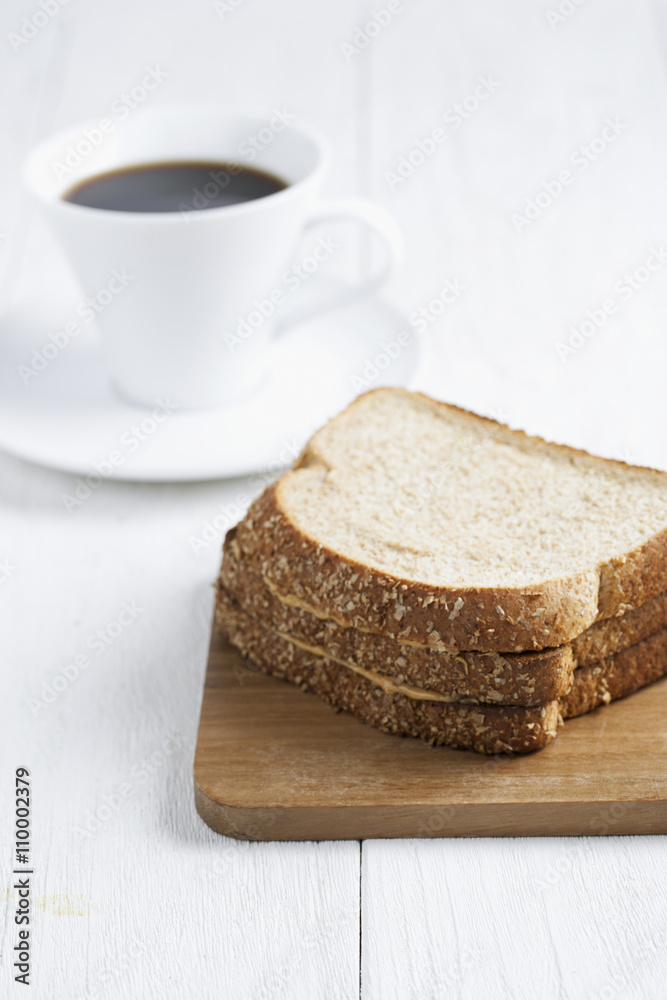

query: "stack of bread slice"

left=216, top=389, right=667, bottom=754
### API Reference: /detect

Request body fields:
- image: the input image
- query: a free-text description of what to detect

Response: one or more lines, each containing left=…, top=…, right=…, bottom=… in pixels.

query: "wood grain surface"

left=362, top=836, right=667, bottom=1000
left=195, top=632, right=667, bottom=840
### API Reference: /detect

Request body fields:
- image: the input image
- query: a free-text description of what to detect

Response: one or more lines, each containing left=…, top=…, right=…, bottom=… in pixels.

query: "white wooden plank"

left=362, top=837, right=667, bottom=1000
left=0, top=459, right=361, bottom=999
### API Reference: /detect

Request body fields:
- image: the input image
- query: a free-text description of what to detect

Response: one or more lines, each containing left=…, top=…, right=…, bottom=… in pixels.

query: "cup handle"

left=275, top=198, right=403, bottom=332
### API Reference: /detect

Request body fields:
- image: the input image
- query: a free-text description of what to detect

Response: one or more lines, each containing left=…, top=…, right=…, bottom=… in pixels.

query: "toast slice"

left=216, top=589, right=667, bottom=754
left=235, top=389, right=667, bottom=652
left=219, top=533, right=667, bottom=705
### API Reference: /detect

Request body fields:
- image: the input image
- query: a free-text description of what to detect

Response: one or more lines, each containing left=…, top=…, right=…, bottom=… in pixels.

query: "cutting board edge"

left=193, top=780, right=667, bottom=841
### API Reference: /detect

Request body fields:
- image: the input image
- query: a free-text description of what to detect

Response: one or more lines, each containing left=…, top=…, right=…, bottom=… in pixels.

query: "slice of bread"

left=217, top=589, right=561, bottom=754
left=570, top=590, right=667, bottom=665
left=236, top=389, right=667, bottom=652
left=220, top=532, right=667, bottom=705
left=561, top=628, right=667, bottom=718
left=216, top=589, right=667, bottom=754
left=218, top=541, right=574, bottom=706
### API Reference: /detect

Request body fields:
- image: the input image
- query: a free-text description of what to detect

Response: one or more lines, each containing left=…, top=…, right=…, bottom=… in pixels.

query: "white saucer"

left=0, top=277, right=425, bottom=481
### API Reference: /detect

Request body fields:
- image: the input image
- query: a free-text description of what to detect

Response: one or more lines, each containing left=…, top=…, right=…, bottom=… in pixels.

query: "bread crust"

left=236, top=484, right=667, bottom=653
left=596, top=530, right=667, bottom=618
left=218, top=542, right=574, bottom=706
left=235, top=484, right=590, bottom=653
left=216, top=589, right=667, bottom=755
left=570, top=588, right=667, bottom=664
left=234, top=389, right=667, bottom=652
left=221, top=534, right=667, bottom=685
left=561, top=627, right=667, bottom=718
left=217, top=589, right=560, bottom=755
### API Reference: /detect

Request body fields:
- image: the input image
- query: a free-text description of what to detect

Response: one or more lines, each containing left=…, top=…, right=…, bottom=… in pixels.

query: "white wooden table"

left=2, top=1, right=667, bottom=996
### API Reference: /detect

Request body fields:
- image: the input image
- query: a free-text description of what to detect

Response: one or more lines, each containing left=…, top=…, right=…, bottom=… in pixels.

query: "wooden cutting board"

left=194, top=631, right=667, bottom=840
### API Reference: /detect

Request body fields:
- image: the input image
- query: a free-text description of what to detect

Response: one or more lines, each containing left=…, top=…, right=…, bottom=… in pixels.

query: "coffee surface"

left=63, top=161, right=288, bottom=212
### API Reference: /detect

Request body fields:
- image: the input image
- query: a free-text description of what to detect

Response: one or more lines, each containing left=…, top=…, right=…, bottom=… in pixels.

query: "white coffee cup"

left=24, top=105, right=402, bottom=409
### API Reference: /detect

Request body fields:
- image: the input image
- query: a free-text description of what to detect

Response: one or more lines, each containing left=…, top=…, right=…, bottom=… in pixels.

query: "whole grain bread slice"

left=235, top=389, right=667, bottom=652
left=561, top=627, right=667, bottom=718
left=217, top=541, right=573, bottom=706
left=216, top=590, right=667, bottom=754
left=217, top=588, right=560, bottom=754
left=220, top=532, right=667, bottom=704
left=570, top=591, right=667, bottom=665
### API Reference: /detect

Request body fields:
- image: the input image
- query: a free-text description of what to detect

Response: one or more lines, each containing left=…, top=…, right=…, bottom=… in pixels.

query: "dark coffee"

left=62, top=161, right=288, bottom=213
